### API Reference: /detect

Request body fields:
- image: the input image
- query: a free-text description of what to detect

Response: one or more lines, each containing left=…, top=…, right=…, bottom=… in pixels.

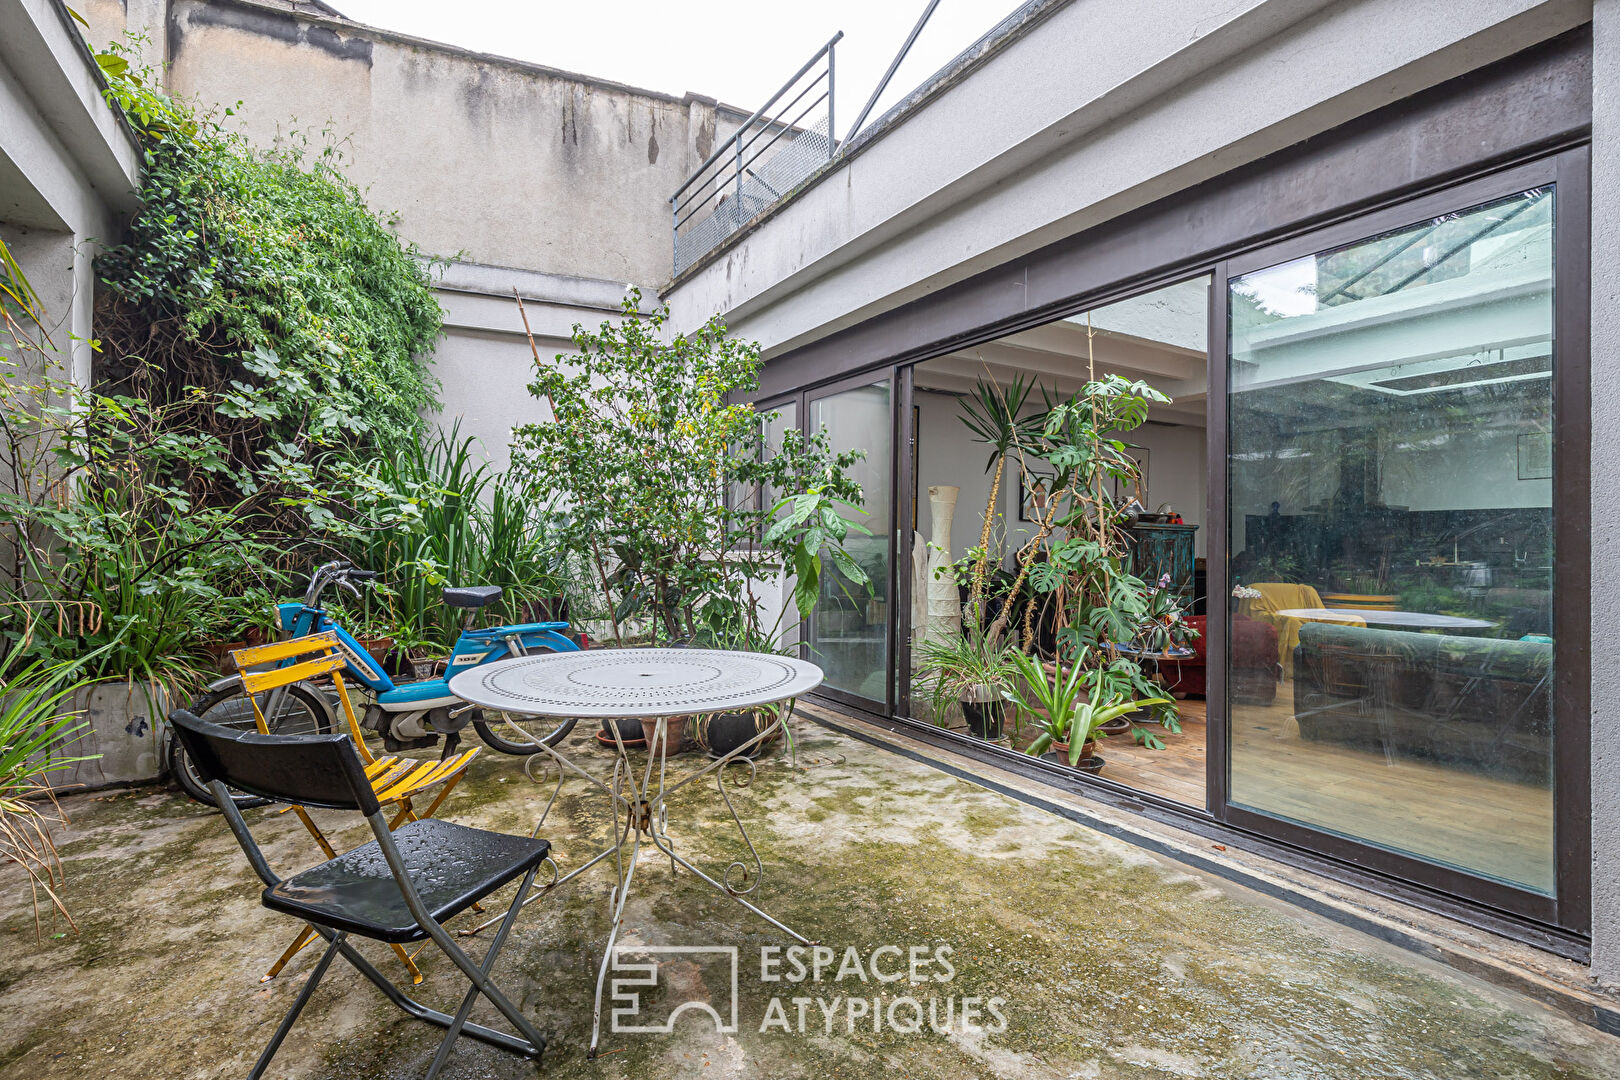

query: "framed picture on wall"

left=1112, top=447, right=1151, bottom=507
left=1019, top=465, right=1055, bottom=522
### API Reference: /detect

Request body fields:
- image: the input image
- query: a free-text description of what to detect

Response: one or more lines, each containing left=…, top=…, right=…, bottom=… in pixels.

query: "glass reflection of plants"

left=913, top=370, right=1194, bottom=759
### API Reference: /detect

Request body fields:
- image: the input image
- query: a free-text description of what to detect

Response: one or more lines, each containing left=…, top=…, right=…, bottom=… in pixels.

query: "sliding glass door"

left=804, top=377, right=894, bottom=706
left=1220, top=156, right=1586, bottom=927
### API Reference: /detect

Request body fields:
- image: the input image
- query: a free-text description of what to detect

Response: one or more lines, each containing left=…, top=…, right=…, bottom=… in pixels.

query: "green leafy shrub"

left=0, top=51, right=443, bottom=681
left=336, top=425, right=574, bottom=654
left=0, top=640, right=102, bottom=936
left=512, top=292, right=868, bottom=648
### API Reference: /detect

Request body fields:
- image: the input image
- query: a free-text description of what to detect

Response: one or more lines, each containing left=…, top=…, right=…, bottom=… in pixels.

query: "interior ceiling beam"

left=918, top=363, right=1207, bottom=428
left=926, top=348, right=1210, bottom=406
left=1000, top=321, right=1206, bottom=379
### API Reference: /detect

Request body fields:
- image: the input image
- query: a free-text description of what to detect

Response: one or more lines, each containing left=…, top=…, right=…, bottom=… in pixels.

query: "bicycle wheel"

left=168, top=681, right=334, bottom=808
left=472, top=710, right=579, bottom=755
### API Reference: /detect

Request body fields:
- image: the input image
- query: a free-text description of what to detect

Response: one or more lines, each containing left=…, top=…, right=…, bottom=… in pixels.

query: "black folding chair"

left=168, top=709, right=550, bottom=1079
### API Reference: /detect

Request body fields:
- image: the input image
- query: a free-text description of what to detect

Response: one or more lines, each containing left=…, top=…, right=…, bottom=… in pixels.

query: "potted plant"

left=1131, top=574, right=1199, bottom=656
left=914, top=620, right=1020, bottom=739
left=514, top=292, right=871, bottom=759
left=1095, top=576, right=1200, bottom=735
left=1006, top=651, right=1169, bottom=772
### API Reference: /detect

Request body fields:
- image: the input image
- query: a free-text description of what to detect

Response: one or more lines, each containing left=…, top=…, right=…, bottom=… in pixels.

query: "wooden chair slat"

left=240, top=653, right=344, bottom=695
left=231, top=630, right=343, bottom=668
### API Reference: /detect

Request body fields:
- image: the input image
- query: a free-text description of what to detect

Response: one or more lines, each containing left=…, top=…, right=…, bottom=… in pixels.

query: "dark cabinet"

left=1125, top=523, right=1198, bottom=604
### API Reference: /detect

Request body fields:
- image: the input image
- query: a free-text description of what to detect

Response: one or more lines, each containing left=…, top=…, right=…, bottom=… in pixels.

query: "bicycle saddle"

left=441, top=585, right=503, bottom=609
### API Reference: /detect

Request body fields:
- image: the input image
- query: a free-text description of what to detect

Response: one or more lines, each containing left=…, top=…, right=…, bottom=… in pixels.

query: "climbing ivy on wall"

left=96, top=53, right=443, bottom=495
left=0, top=46, right=444, bottom=679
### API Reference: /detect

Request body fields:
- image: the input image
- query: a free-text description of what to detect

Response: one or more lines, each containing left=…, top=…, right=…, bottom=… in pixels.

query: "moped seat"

left=441, top=585, right=503, bottom=609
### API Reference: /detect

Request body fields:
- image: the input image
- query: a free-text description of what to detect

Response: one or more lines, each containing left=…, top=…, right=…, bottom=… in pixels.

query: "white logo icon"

left=609, top=945, right=738, bottom=1035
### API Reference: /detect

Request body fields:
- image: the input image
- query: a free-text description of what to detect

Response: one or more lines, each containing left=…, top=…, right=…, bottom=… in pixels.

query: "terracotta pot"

left=644, top=715, right=687, bottom=757
left=598, top=717, right=647, bottom=745
left=1047, top=738, right=1100, bottom=768
left=1097, top=716, right=1132, bottom=736
left=357, top=636, right=394, bottom=663
left=201, top=640, right=246, bottom=675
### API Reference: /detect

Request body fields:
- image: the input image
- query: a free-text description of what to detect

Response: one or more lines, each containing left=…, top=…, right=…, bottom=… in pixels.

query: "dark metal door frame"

left=755, top=31, right=1593, bottom=943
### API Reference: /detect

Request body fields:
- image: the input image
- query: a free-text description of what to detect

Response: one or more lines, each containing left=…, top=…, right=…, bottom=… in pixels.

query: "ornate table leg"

left=586, top=716, right=667, bottom=1058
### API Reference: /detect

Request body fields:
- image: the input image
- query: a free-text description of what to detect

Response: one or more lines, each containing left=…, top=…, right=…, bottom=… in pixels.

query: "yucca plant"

left=0, top=642, right=100, bottom=937
left=957, top=374, right=1044, bottom=611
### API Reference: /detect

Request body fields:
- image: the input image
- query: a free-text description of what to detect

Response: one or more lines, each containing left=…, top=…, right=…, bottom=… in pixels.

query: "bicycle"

left=170, top=559, right=584, bottom=807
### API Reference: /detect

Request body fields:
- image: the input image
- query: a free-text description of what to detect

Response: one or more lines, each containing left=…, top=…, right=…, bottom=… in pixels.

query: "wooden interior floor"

left=929, top=680, right=1555, bottom=894
left=1226, top=681, right=1554, bottom=894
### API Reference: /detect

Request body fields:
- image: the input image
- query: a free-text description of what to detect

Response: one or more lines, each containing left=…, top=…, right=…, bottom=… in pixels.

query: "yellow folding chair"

left=229, top=632, right=481, bottom=984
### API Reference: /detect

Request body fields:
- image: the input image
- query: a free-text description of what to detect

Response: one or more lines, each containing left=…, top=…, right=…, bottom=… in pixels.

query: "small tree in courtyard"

left=512, top=292, right=867, bottom=648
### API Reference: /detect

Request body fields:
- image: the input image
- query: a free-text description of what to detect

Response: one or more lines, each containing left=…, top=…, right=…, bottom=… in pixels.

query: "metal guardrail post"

left=669, top=31, right=844, bottom=275
left=845, top=0, right=940, bottom=146
left=827, top=39, right=836, bottom=160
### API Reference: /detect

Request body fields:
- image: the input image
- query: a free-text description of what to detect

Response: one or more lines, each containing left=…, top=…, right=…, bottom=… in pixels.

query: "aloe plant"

left=1005, top=650, right=1170, bottom=766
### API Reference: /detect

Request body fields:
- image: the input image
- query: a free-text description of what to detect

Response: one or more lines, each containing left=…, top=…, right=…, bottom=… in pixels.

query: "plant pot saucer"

left=595, top=729, right=647, bottom=749
left=1097, top=716, right=1132, bottom=736
left=1040, top=750, right=1105, bottom=773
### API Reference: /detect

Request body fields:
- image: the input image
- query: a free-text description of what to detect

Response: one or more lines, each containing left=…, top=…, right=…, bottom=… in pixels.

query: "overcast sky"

left=332, top=0, right=1021, bottom=140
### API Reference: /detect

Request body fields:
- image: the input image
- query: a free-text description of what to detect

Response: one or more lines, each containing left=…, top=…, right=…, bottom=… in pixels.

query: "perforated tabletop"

left=448, top=648, right=824, bottom=719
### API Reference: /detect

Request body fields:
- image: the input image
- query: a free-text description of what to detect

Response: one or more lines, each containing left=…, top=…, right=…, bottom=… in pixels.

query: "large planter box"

left=42, top=681, right=172, bottom=793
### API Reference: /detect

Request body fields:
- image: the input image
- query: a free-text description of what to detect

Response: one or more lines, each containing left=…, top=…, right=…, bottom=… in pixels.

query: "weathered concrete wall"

left=88, top=0, right=732, bottom=285
left=1, top=0, right=141, bottom=386
left=1588, top=0, right=1620, bottom=989
left=428, top=262, right=636, bottom=471
left=82, top=0, right=738, bottom=458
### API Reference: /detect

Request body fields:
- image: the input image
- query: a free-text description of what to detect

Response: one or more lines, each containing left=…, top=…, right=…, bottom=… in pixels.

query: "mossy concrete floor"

left=3, top=721, right=1617, bottom=1079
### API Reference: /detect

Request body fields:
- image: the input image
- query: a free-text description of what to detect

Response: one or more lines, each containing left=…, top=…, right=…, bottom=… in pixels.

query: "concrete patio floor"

left=2, top=718, right=1618, bottom=1079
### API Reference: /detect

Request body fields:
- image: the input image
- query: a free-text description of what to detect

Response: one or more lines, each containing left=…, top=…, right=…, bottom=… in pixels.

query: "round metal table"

left=1273, top=607, right=1495, bottom=630
left=449, top=648, right=822, bottom=1057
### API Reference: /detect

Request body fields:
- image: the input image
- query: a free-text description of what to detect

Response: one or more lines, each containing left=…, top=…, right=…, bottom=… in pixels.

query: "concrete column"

left=1589, top=0, right=1620, bottom=987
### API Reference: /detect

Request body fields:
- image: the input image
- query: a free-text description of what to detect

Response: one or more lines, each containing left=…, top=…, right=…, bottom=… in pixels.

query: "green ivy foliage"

left=96, top=53, right=442, bottom=481
left=0, top=50, right=444, bottom=680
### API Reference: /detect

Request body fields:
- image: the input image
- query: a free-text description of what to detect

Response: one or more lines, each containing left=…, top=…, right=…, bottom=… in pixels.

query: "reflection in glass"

left=1227, top=187, right=1555, bottom=893
left=808, top=382, right=892, bottom=702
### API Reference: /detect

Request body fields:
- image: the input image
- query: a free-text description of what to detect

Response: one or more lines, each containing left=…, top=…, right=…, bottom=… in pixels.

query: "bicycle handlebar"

left=303, top=560, right=379, bottom=606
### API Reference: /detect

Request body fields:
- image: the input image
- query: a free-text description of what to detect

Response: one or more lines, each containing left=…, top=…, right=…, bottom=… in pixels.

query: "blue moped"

left=170, top=559, right=583, bottom=807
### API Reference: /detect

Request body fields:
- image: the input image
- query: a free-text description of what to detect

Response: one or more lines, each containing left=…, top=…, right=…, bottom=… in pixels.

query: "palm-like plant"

left=0, top=642, right=100, bottom=937
left=913, top=619, right=1020, bottom=726
left=1005, top=650, right=1170, bottom=766
left=957, top=374, right=1044, bottom=610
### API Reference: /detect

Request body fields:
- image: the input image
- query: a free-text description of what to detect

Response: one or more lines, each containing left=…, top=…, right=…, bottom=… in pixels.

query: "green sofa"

left=1291, top=623, right=1552, bottom=784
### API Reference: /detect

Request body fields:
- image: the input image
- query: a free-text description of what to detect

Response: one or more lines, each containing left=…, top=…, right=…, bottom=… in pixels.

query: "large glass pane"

left=808, top=382, right=892, bottom=701
left=1227, top=187, right=1555, bottom=894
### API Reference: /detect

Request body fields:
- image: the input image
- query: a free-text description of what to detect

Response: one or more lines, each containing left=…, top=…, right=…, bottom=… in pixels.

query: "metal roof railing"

left=670, top=32, right=841, bottom=276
